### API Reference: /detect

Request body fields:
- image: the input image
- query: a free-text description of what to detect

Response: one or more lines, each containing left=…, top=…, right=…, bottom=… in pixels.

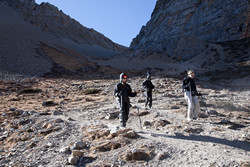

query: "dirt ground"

left=0, top=76, right=249, bottom=167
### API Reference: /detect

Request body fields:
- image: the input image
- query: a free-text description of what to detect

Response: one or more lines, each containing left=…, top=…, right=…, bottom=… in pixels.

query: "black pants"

left=145, top=91, right=152, bottom=108
left=119, top=101, right=130, bottom=126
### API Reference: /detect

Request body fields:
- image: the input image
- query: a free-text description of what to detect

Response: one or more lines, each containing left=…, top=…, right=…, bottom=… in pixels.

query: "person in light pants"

left=182, top=70, right=201, bottom=121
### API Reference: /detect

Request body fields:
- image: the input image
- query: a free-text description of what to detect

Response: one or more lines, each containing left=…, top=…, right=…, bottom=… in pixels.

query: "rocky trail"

left=0, top=76, right=249, bottom=167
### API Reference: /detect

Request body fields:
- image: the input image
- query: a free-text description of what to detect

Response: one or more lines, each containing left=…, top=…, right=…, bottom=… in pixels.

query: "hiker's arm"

left=152, top=83, right=155, bottom=89
left=114, top=84, right=121, bottom=97
left=182, top=79, right=190, bottom=89
left=128, top=85, right=137, bottom=97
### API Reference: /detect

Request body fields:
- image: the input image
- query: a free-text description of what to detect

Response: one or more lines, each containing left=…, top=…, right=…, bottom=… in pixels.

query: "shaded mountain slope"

left=0, top=0, right=127, bottom=78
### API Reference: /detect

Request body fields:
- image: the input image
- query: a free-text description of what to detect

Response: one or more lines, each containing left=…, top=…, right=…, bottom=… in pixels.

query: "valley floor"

left=0, top=76, right=249, bottom=167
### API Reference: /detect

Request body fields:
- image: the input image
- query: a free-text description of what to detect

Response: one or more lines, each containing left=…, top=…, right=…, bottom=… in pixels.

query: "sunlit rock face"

left=130, top=0, right=249, bottom=59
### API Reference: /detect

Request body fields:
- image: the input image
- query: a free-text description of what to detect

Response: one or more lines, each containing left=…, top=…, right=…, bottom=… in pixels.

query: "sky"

left=35, top=0, right=157, bottom=47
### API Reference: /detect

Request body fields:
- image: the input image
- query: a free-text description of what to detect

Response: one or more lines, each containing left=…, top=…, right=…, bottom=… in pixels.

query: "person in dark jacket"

left=142, top=73, right=155, bottom=108
left=114, top=73, right=137, bottom=127
left=182, top=70, right=201, bottom=121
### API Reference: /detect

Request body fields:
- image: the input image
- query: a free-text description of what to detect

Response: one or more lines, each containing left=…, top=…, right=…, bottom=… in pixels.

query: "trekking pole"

left=201, top=94, right=213, bottom=122
left=136, top=90, right=143, bottom=131
left=119, top=91, right=125, bottom=127
left=154, top=88, right=157, bottom=109
left=136, top=106, right=143, bottom=131
left=154, top=88, right=156, bottom=99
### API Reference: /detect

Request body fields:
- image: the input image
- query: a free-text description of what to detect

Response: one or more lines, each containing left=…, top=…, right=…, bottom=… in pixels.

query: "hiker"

left=114, top=73, right=137, bottom=127
left=142, top=72, right=155, bottom=108
left=182, top=70, right=201, bottom=121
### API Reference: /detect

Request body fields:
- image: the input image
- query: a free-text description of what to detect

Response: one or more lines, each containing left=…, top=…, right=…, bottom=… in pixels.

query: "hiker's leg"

left=145, top=92, right=149, bottom=107
left=149, top=91, right=152, bottom=108
left=124, top=102, right=130, bottom=122
left=184, top=91, right=194, bottom=120
left=119, top=101, right=125, bottom=127
left=192, top=96, right=200, bottom=119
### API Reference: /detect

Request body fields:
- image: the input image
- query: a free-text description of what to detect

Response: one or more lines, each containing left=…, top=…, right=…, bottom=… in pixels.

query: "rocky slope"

left=0, top=0, right=127, bottom=78
left=0, top=76, right=249, bottom=167
left=0, top=1, right=249, bottom=166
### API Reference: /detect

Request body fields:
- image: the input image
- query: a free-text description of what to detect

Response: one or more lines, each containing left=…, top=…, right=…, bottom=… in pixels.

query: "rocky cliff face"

left=130, top=0, right=249, bottom=60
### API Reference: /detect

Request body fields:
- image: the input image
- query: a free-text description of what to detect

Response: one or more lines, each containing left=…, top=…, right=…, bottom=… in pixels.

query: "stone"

left=220, top=119, right=231, bottom=124
left=198, top=112, right=208, bottom=118
left=9, top=108, right=16, bottom=111
left=28, top=110, right=36, bottom=115
left=52, top=110, right=62, bottom=115
left=45, top=142, right=54, bottom=148
left=60, top=146, right=71, bottom=154
left=120, top=148, right=153, bottom=161
left=143, top=121, right=152, bottom=126
left=42, top=122, right=53, bottom=129
left=22, top=111, right=29, bottom=116
left=90, top=141, right=121, bottom=152
left=105, top=112, right=119, bottom=120
left=184, top=127, right=204, bottom=134
left=154, top=119, right=171, bottom=127
left=68, top=117, right=75, bottom=121
left=42, top=101, right=58, bottom=107
left=157, top=152, right=170, bottom=160
left=72, top=150, right=84, bottom=157
left=208, top=110, right=218, bottom=115
left=119, top=130, right=138, bottom=139
left=68, top=156, right=79, bottom=165
left=2, top=113, right=9, bottom=117
left=74, top=141, right=86, bottom=149
left=131, top=111, right=150, bottom=116
left=15, top=109, right=24, bottom=115
left=171, top=106, right=180, bottom=109
left=27, top=142, right=37, bottom=148
left=54, top=118, right=64, bottom=123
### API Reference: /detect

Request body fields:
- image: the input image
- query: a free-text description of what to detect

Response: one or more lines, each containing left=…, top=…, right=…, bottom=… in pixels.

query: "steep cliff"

left=130, top=0, right=249, bottom=60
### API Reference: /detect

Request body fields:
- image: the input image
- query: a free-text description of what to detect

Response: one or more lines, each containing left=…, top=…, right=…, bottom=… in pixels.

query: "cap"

left=187, top=70, right=194, bottom=75
left=120, top=73, right=127, bottom=82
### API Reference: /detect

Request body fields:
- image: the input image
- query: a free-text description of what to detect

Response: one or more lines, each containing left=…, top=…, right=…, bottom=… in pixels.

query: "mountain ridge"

left=0, top=0, right=127, bottom=79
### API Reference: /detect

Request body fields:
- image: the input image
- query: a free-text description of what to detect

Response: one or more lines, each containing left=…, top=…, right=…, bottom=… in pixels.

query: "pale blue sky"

left=35, top=0, right=157, bottom=47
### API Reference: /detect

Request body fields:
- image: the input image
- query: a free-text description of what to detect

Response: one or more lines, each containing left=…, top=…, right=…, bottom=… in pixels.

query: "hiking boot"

left=120, top=122, right=126, bottom=127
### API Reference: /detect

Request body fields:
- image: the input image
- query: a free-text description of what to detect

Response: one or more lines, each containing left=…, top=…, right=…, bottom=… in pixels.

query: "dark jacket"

left=182, top=76, right=198, bottom=96
left=114, top=83, right=136, bottom=103
left=142, top=80, right=155, bottom=92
